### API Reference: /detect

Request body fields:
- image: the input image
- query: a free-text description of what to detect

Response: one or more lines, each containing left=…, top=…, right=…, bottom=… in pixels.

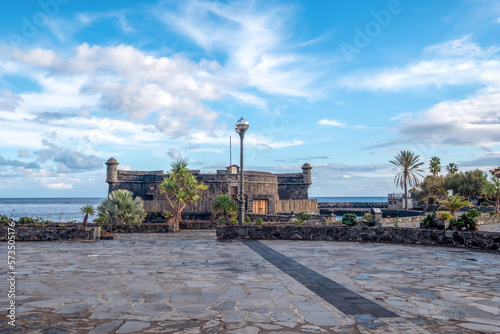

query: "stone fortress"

left=105, top=158, right=318, bottom=217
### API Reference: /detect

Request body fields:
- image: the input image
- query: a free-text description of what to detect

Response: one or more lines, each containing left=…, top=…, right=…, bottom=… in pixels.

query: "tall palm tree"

left=429, top=156, right=441, bottom=176
left=80, top=205, right=95, bottom=226
left=446, top=163, right=458, bottom=175
left=213, top=194, right=237, bottom=224
left=390, top=150, right=425, bottom=210
left=438, top=194, right=472, bottom=217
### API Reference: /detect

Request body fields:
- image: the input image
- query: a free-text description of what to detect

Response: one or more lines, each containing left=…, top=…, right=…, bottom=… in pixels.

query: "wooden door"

left=253, top=200, right=268, bottom=214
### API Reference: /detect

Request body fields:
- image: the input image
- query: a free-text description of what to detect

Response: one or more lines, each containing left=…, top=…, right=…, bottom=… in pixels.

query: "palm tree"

left=429, top=156, right=441, bottom=176
left=446, top=163, right=458, bottom=175
left=438, top=194, right=472, bottom=218
left=213, top=194, right=238, bottom=224
left=390, top=150, right=425, bottom=210
left=80, top=205, right=95, bottom=226
left=97, top=189, right=146, bottom=224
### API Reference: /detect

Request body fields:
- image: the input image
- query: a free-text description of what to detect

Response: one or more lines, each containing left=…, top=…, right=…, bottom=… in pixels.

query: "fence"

left=276, top=199, right=318, bottom=213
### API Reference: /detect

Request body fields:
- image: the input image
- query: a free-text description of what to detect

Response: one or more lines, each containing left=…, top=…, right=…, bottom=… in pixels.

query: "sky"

left=0, top=0, right=500, bottom=198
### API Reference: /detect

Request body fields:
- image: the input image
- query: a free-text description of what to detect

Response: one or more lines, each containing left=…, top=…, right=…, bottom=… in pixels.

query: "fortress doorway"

left=253, top=200, right=268, bottom=214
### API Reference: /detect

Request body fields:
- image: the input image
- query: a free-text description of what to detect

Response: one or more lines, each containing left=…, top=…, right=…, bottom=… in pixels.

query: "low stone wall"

left=320, top=208, right=423, bottom=218
left=216, top=225, right=500, bottom=251
left=179, top=221, right=217, bottom=230
left=319, top=202, right=388, bottom=209
left=101, top=223, right=178, bottom=233
left=0, top=226, right=100, bottom=242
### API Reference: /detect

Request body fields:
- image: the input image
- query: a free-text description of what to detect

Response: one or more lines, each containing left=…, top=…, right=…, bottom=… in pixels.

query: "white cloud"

left=397, top=91, right=500, bottom=147
left=340, top=35, right=500, bottom=91
left=44, top=183, right=73, bottom=189
left=167, top=148, right=182, bottom=160
left=318, top=119, right=344, bottom=127
left=159, top=0, right=323, bottom=98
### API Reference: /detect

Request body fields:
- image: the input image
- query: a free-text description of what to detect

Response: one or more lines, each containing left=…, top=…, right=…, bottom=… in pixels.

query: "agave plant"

left=97, top=189, right=146, bottom=224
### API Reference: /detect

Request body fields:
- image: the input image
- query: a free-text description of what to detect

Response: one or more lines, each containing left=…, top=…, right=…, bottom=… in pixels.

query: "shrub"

left=97, top=189, right=146, bottom=224
left=467, top=208, right=481, bottom=218
left=437, top=211, right=453, bottom=221
left=219, top=217, right=225, bottom=224
left=450, top=209, right=480, bottom=231
left=245, top=216, right=251, bottom=223
left=489, top=211, right=498, bottom=217
left=0, top=215, right=14, bottom=226
left=256, top=218, right=264, bottom=225
left=421, top=212, right=435, bottom=227
left=297, top=212, right=311, bottom=223
left=362, top=213, right=372, bottom=222
left=213, top=194, right=237, bottom=224
left=230, top=218, right=238, bottom=225
left=342, top=213, right=358, bottom=226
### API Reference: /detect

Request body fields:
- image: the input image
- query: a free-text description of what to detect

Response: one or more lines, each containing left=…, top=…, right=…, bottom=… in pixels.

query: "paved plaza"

left=1, top=231, right=500, bottom=333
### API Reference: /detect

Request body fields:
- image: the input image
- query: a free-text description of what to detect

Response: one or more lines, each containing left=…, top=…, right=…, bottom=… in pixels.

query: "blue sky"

left=1, top=0, right=500, bottom=198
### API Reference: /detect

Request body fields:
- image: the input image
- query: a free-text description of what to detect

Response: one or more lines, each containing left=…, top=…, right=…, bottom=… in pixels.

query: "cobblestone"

left=0, top=230, right=499, bottom=333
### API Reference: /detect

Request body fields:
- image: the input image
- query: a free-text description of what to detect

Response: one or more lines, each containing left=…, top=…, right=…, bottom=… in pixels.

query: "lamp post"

left=235, top=117, right=249, bottom=225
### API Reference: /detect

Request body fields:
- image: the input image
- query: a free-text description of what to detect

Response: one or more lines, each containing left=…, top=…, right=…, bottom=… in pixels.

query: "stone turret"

left=301, top=163, right=312, bottom=187
left=105, top=157, right=119, bottom=184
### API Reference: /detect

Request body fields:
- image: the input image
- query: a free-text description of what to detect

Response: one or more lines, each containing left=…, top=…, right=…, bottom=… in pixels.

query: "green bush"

left=0, top=215, right=14, bottom=226
left=467, top=208, right=481, bottom=218
left=421, top=212, right=435, bottom=227
left=437, top=211, right=452, bottom=220
left=18, top=217, right=51, bottom=225
left=245, top=216, right=251, bottom=223
left=97, top=189, right=146, bottom=224
left=362, top=213, right=372, bottom=222
left=256, top=218, right=264, bottom=225
left=450, top=209, right=480, bottom=230
left=489, top=211, right=498, bottom=217
left=230, top=218, right=238, bottom=225
left=342, top=213, right=358, bottom=226
left=219, top=217, right=225, bottom=224
left=297, top=212, right=311, bottom=223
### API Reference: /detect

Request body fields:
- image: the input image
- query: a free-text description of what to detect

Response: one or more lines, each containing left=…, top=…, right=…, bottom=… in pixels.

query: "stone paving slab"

left=0, top=231, right=499, bottom=333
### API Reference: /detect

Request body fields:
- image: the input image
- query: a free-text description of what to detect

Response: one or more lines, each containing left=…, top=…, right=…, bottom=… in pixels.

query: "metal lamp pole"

left=235, top=117, right=249, bottom=225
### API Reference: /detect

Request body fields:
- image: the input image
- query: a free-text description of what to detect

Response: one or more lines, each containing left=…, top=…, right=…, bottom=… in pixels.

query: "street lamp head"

left=235, top=117, right=249, bottom=134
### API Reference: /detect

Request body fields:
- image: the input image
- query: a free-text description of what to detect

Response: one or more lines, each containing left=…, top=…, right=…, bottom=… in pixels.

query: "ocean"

left=0, top=198, right=105, bottom=222
left=0, top=197, right=387, bottom=222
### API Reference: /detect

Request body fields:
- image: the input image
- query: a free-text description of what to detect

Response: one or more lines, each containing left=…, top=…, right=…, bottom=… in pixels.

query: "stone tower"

left=105, top=157, right=119, bottom=184
left=301, top=163, right=312, bottom=187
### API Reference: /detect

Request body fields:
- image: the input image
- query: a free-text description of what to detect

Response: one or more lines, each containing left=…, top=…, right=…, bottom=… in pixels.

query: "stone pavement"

left=1, top=231, right=499, bottom=333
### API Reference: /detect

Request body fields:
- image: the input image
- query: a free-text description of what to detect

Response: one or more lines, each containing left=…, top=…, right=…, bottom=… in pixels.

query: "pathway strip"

left=243, top=240, right=399, bottom=318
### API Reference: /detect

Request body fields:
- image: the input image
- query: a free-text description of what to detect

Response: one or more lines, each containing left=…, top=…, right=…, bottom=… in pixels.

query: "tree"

left=213, top=194, right=237, bottom=224
left=438, top=194, right=472, bottom=218
left=429, top=156, right=441, bottom=176
left=446, top=163, right=458, bottom=175
left=159, top=160, right=208, bottom=223
left=97, top=189, right=146, bottom=224
left=481, top=177, right=500, bottom=214
left=80, top=205, right=95, bottom=226
left=390, top=150, right=425, bottom=210
left=415, top=175, right=447, bottom=207
left=446, top=169, right=488, bottom=201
